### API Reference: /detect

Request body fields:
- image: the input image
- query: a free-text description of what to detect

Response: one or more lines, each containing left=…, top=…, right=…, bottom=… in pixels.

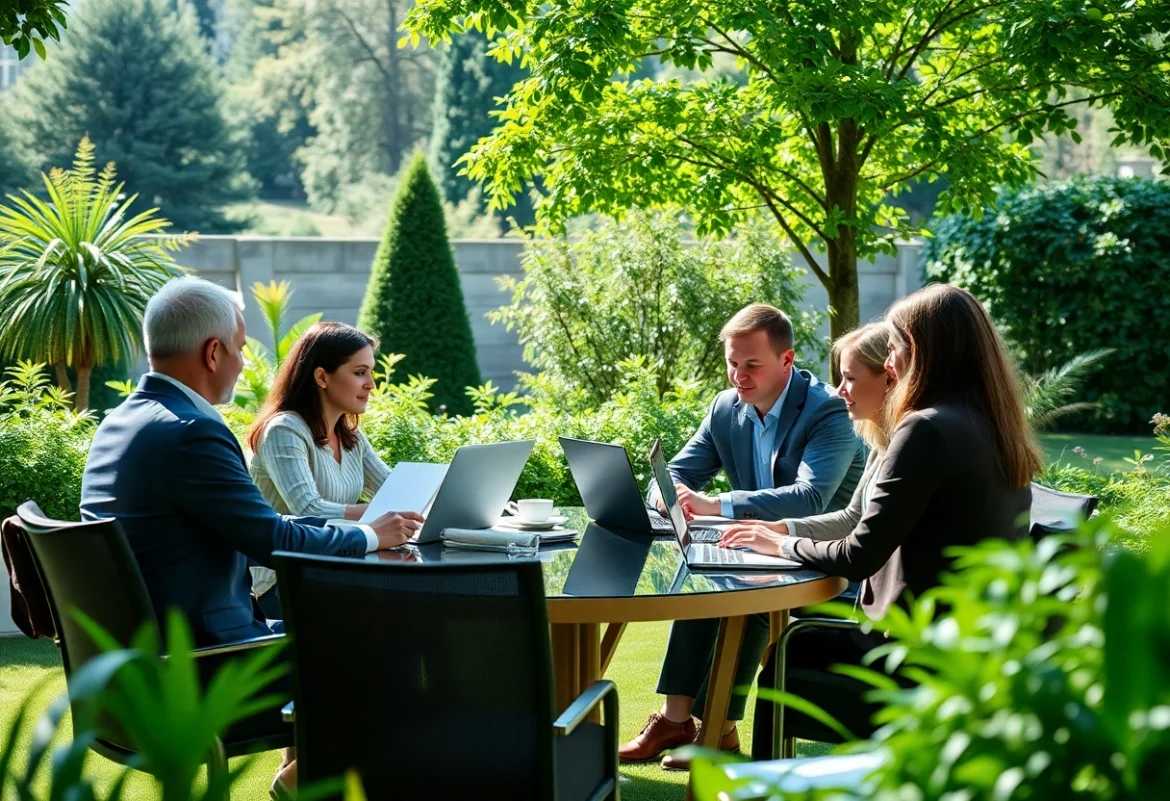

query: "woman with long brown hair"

left=722, top=283, right=1043, bottom=758
left=248, top=322, right=412, bottom=523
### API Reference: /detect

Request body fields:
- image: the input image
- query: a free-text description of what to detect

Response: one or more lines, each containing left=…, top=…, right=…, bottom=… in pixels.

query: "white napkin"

left=440, top=527, right=540, bottom=551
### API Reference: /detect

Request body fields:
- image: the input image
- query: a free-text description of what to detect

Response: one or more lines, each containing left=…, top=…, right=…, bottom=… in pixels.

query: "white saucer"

left=497, top=514, right=569, bottom=531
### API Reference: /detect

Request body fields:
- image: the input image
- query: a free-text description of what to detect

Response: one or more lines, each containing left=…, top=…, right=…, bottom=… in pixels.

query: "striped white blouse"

left=250, top=411, right=391, bottom=518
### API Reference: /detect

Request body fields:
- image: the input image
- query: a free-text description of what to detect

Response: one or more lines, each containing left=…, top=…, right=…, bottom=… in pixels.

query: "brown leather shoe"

left=660, top=724, right=740, bottom=771
left=618, top=713, right=698, bottom=763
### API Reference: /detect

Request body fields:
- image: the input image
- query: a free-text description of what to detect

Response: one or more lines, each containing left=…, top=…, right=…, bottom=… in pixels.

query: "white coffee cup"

left=510, top=498, right=554, bottom=524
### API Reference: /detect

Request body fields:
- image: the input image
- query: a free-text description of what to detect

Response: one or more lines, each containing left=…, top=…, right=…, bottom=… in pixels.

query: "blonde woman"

left=721, top=321, right=894, bottom=546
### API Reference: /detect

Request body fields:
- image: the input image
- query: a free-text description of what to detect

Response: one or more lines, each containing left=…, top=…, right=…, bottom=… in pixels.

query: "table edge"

left=546, top=575, right=848, bottom=624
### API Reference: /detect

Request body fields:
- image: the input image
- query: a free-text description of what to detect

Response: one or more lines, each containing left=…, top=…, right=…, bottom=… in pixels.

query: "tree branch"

left=881, top=92, right=1124, bottom=188
left=328, top=1, right=389, bottom=81
left=758, top=191, right=832, bottom=290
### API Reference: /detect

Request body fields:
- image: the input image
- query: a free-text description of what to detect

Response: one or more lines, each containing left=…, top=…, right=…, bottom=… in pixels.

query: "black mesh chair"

left=15, top=502, right=291, bottom=780
left=754, top=482, right=1099, bottom=760
left=273, top=552, right=619, bottom=801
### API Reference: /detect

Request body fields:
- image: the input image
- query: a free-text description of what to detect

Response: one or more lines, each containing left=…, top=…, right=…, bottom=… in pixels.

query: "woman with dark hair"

left=248, top=322, right=404, bottom=521
left=721, top=283, right=1044, bottom=758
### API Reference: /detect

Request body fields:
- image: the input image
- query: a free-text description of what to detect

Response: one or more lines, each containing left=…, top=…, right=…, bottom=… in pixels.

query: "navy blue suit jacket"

left=654, top=369, right=866, bottom=520
left=81, top=375, right=369, bottom=646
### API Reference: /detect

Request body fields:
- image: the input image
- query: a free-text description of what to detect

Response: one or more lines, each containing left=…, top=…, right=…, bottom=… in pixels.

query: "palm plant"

left=1023, top=348, right=1114, bottom=430
left=0, top=136, right=190, bottom=410
left=233, top=281, right=321, bottom=411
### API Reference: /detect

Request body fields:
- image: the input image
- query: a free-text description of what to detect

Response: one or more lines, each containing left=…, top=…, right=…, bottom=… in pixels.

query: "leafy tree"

left=0, top=0, right=67, bottom=59
left=404, top=0, right=1170, bottom=341
left=0, top=137, right=189, bottom=410
left=257, top=0, right=438, bottom=211
left=429, top=31, right=534, bottom=228
left=490, top=210, right=825, bottom=403
left=357, top=153, right=482, bottom=415
left=11, top=0, right=252, bottom=233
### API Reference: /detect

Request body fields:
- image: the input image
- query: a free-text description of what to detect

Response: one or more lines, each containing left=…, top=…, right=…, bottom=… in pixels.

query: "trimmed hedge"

left=356, top=153, right=482, bottom=416
left=924, top=176, right=1170, bottom=433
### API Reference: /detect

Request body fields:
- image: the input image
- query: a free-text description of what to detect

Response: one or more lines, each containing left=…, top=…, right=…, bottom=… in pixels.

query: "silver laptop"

left=648, top=439, right=802, bottom=570
left=414, top=440, right=536, bottom=544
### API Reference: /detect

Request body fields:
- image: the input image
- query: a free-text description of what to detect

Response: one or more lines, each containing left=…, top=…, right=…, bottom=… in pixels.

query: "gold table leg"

left=688, top=615, right=748, bottom=800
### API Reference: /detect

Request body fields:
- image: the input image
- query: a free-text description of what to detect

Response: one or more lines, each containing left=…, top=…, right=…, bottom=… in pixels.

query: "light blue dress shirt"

left=718, top=376, right=793, bottom=517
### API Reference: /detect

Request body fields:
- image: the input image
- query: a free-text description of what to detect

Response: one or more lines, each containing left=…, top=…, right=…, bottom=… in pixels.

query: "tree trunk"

left=75, top=363, right=93, bottom=411
left=384, top=0, right=403, bottom=173
left=53, top=362, right=72, bottom=394
left=825, top=236, right=860, bottom=385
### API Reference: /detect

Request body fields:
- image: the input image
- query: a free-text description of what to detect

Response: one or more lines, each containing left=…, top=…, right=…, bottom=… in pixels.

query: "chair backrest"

left=1028, top=482, right=1099, bottom=540
left=273, top=552, right=557, bottom=799
left=16, top=502, right=159, bottom=677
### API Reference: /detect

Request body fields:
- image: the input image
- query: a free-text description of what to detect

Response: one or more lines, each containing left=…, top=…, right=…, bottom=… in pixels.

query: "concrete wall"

left=165, top=236, right=925, bottom=387
left=1, top=236, right=924, bottom=636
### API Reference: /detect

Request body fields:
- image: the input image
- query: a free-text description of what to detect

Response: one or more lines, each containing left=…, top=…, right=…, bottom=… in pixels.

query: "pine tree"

left=357, top=153, right=482, bottom=416
left=12, top=0, right=251, bottom=233
left=429, top=32, right=534, bottom=229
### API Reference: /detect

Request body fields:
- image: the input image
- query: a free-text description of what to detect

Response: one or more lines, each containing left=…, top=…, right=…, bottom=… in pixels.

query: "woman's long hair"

left=832, top=322, right=892, bottom=451
left=247, top=322, right=377, bottom=453
left=885, top=284, right=1042, bottom=488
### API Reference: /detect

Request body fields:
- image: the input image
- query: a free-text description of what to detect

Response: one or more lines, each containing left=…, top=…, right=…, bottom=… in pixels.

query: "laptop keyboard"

left=692, top=543, right=744, bottom=564
left=689, top=527, right=723, bottom=543
left=647, top=512, right=676, bottom=533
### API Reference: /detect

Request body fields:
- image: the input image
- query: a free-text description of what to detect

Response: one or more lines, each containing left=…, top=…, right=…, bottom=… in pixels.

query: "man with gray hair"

left=81, top=276, right=422, bottom=647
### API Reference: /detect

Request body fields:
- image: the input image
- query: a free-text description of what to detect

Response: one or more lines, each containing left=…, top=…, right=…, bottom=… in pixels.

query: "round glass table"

left=371, top=509, right=846, bottom=755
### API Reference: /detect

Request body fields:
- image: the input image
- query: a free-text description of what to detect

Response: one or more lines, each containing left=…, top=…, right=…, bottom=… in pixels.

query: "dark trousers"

left=750, top=625, right=884, bottom=760
left=656, top=613, right=772, bottom=721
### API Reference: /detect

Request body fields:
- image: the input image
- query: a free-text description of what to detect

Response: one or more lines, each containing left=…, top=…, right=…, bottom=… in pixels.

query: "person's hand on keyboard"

left=718, top=522, right=787, bottom=557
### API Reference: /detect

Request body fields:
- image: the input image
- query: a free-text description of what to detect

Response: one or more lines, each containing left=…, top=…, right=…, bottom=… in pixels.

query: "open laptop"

left=648, top=439, right=802, bottom=570
left=412, top=440, right=535, bottom=544
left=559, top=437, right=677, bottom=535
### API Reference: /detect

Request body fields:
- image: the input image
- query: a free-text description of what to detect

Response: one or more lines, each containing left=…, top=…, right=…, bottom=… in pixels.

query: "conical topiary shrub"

left=357, top=152, right=482, bottom=415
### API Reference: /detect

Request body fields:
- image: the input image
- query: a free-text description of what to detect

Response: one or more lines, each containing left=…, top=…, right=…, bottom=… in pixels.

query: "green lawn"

left=1038, top=432, right=1152, bottom=475
left=0, top=623, right=832, bottom=800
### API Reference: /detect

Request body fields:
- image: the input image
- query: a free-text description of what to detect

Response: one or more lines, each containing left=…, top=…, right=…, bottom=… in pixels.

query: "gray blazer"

left=784, top=450, right=880, bottom=540
left=654, top=369, right=866, bottom=521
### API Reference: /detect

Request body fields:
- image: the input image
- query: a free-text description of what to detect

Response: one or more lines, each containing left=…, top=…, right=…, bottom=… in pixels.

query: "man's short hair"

left=719, top=303, right=794, bottom=355
left=144, top=277, right=242, bottom=360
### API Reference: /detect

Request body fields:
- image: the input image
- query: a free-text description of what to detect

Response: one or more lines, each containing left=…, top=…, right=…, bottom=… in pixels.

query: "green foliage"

left=0, top=136, right=189, bottom=410
left=357, top=152, right=482, bottom=416
left=0, top=0, right=67, bottom=60
left=491, top=211, right=826, bottom=405
left=0, top=362, right=92, bottom=521
left=359, top=355, right=716, bottom=505
left=10, top=0, right=253, bottom=233
left=926, top=176, right=1170, bottom=433
left=403, top=0, right=1170, bottom=339
left=1024, top=348, right=1113, bottom=431
left=234, top=280, right=322, bottom=411
left=0, top=611, right=364, bottom=801
left=1039, top=414, right=1170, bottom=553
left=697, top=516, right=1170, bottom=800
left=429, top=30, right=534, bottom=229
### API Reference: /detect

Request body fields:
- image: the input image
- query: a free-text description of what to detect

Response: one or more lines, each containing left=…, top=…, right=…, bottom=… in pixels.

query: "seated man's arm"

left=726, top=402, right=861, bottom=521
left=174, top=417, right=371, bottom=566
left=647, top=398, right=724, bottom=506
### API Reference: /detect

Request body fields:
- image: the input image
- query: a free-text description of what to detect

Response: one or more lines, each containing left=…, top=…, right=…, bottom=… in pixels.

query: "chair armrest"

left=282, top=702, right=295, bottom=723
left=163, top=633, right=286, bottom=661
left=553, top=680, right=617, bottom=736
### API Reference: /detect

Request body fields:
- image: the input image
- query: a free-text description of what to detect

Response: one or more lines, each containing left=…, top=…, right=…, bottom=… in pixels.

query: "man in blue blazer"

left=81, top=277, right=421, bottom=647
left=625, top=303, right=865, bottom=768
